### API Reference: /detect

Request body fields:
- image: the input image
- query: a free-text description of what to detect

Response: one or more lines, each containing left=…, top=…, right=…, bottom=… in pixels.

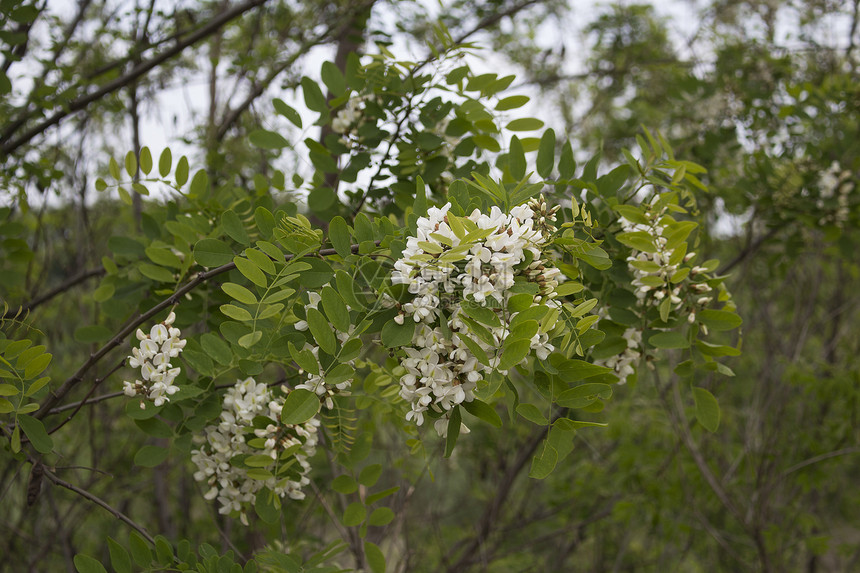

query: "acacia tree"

left=0, top=7, right=747, bottom=570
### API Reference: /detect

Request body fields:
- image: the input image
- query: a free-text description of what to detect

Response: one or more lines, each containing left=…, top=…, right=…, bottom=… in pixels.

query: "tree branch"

left=36, top=241, right=378, bottom=419
left=0, top=0, right=269, bottom=157
left=42, top=465, right=156, bottom=545
left=2, top=267, right=105, bottom=319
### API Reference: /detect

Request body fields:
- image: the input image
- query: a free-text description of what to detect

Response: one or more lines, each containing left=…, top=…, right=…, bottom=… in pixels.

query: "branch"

left=446, top=412, right=558, bottom=572
left=717, top=225, right=782, bottom=275
left=36, top=241, right=378, bottom=419
left=0, top=0, right=269, bottom=157
left=2, top=267, right=104, bottom=319
left=42, top=466, right=156, bottom=545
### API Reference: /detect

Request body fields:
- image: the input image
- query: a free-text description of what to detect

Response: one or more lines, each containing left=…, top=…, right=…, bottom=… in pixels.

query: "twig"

left=47, top=358, right=126, bottom=435
left=2, top=268, right=104, bottom=319
left=36, top=241, right=379, bottom=419
left=42, top=466, right=156, bottom=545
left=0, top=0, right=269, bottom=156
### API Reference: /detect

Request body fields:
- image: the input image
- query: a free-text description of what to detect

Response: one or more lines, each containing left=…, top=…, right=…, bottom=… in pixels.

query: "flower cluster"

left=123, top=311, right=186, bottom=407
left=190, top=378, right=319, bottom=525
left=593, top=326, right=642, bottom=384
left=817, top=161, right=855, bottom=226
left=391, top=198, right=561, bottom=431
left=619, top=205, right=713, bottom=320
left=332, top=99, right=363, bottom=135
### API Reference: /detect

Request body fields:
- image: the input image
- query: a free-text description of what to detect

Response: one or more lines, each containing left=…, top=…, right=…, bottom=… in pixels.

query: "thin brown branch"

left=36, top=241, right=378, bottom=419
left=2, top=268, right=105, bottom=319
left=0, top=0, right=269, bottom=157
left=42, top=466, right=156, bottom=545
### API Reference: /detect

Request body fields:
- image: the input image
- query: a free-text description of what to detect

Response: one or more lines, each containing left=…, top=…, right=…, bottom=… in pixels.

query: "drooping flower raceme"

left=190, top=378, right=319, bottom=525
left=390, top=197, right=561, bottom=432
left=123, top=311, right=186, bottom=407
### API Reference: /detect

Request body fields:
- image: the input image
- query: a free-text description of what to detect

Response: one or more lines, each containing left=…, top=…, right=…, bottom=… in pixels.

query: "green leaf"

left=648, top=331, right=689, bottom=349
left=220, top=304, right=253, bottom=322
left=381, top=320, right=414, bottom=348
left=368, top=507, right=395, bottom=527
left=139, top=147, right=152, bottom=175
left=289, top=342, right=318, bottom=374
left=366, top=486, right=400, bottom=505
left=321, top=61, right=346, bottom=96
left=692, top=386, right=720, bottom=432
left=498, top=339, right=531, bottom=371
left=134, top=417, right=173, bottom=439
left=698, top=309, right=743, bottom=332
left=495, top=95, right=529, bottom=110
left=108, top=537, right=132, bottom=573
left=125, top=151, right=137, bottom=177
left=506, top=118, right=544, bottom=131
left=321, top=286, right=350, bottom=332
left=553, top=358, right=611, bottom=383
left=281, top=388, right=320, bottom=425
left=238, top=331, right=263, bottom=348
left=556, top=383, right=612, bottom=409
left=18, top=415, right=53, bottom=453
left=558, top=141, right=576, bottom=179
left=234, top=256, right=268, bottom=288
left=342, top=502, right=366, bottom=527
left=201, top=333, right=232, bottom=365
left=250, top=129, right=289, bottom=150
left=222, top=210, right=250, bottom=245
left=472, top=134, right=500, bottom=152
left=189, top=169, right=209, bottom=198
left=158, top=148, right=172, bottom=177
left=145, top=247, right=182, bottom=269
left=222, top=282, right=257, bottom=305
left=359, top=464, right=382, bottom=487
left=139, top=263, right=174, bottom=283
left=301, top=76, right=327, bottom=112
left=332, top=474, right=358, bottom=494
left=306, top=308, right=336, bottom=355
left=193, top=239, right=233, bottom=267
left=134, top=445, right=168, bottom=467
left=175, top=156, right=189, bottom=186
left=528, top=439, right=558, bottom=479
left=537, top=129, right=555, bottom=179
left=328, top=216, right=352, bottom=258
left=246, top=248, right=276, bottom=275
left=462, top=399, right=502, bottom=427
left=255, top=207, right=276, bottom=238
left=516, top=403, right=548, bottom=425
left=255, top=489, right=281, bottom=524
left=273, top=98, right=302, bottom=128
left=365, top=541, right=385, bottom=573
left=508, top=136, right=526, bottom=179
left=128, top=531, right=152, bottom=567
left=74, top=553, right=107, bottom=573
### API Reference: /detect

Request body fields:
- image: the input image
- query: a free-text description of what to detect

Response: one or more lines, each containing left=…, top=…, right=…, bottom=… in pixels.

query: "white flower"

left=123, top=313, right=186, bottom=406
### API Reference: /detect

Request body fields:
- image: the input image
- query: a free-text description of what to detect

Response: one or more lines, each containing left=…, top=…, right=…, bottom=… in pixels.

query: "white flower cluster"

left=594, top=327, right=642, bottom=384
left=123, top=311, right=186, bottom=407
left=391, top=199, right=560, bottom=431
left=817, top=161, right=854, bottom=226
left=191, top=378, right=319, bottom=525
left=332, top=99, right=364, bottom=136
left=620, top=207, right=685, bottom=310
left=620, top=206, right=713, bottom=319
left=294, top=291, right=354, bottom=408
